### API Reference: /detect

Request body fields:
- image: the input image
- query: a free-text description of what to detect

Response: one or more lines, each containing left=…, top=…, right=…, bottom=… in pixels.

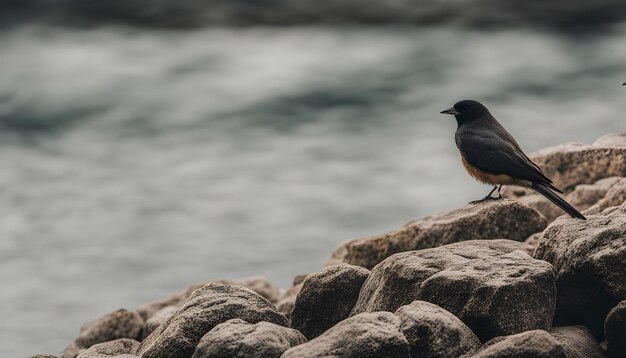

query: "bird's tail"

left=531, top=182, right=586, bottom=220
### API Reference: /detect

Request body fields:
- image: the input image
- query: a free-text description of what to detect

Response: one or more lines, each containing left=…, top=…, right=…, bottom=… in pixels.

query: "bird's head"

left=440, top=100, right=490, bottom=126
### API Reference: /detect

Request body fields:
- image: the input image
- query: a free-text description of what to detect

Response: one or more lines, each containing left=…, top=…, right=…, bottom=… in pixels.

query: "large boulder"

left=550, top=326, right=603, bottom=358
left=291, top=264, right=370, bottom=339
left=191, top=318, right=305, bottom=358
left=352, top=239, right=556, bottom=342
left=605, top=300, right=626, bottom=358
left=529, top=133, right=626, bottom=192
left=138, top=283, right=288, bottom=358
left=76, top=338, right=140, bottom=358
left=327, top=200, right=546, bottom=270
left=466, top=330, right=566, bottom=358
left=395, top=301, right=481, bottom=357
left=59, top=309, right=144, bottom=358
left=136, top=277, right=282, bottom=321
left=281, top=312, right=410, bottom=358
left=534, top=202, right=626, bottom=337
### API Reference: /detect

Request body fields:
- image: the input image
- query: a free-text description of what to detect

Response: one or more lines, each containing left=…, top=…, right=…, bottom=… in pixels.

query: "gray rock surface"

left=550, top=326, right=603, bottom=358
left=534, top=201, right=626, bottom=337
left=142, top=305, right=178, bottom=339
left=217, top=276, right=282, bottom=304
left=529, top=136, right=626, bottom=192
left=138, top=282, right=288, bottom=358
left=327, top=200, right=546, bottom=270
left=275, top=275, right=306, bottom=322
left=59, top=342, right=84, bottom=358
left=136, top=283, right=205, bottom=321
left=76, top=338, right=140, bottom=358
left=191, top=318, right=305, bottom=358
left=605, top=300, right=626, bottom=358
left=352, top=239, right=556, bottom=342
left=281, top=312, right=410, bottom=358
left=291, top=264, right=370, bottom=339
left=395, top=301, right=481, bottom=358
left=29, top=355, right=58, bottom=358
left=466, top=330, right=566, bottom=358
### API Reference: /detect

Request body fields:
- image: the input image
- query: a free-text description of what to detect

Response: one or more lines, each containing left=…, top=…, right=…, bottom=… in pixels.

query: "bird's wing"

left=459, top=130, right=552, bottom=185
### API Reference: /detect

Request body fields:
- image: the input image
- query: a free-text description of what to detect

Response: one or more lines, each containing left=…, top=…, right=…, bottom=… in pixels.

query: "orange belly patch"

left=461, top=157, right=530, bottom=187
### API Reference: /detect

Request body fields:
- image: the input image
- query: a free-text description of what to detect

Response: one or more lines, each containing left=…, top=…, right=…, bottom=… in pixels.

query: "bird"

left=440, top=99, right=586, bottom=220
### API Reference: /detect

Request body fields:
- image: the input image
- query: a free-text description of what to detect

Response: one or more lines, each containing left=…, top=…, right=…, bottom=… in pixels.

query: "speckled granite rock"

left=352, top=240, right=556, bottom=342
left=138, top=283, right=288, bottom=358
left=291, top=264, right=370, bottom=339
left=281, top=312, right=410, bottom=358
left=142, top=306, right=178, bottom=339
left=550, top=326, right=603, bottom=358
left=466, top=330, right=566, bottom=358
left=605, top=300, right=626, bottom=358
left=327, top=200, right=546, bottom=270
left=76, top=338, right=139, bottom=358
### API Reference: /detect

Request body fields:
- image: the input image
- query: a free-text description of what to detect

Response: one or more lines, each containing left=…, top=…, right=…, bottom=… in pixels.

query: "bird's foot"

left=469, top=196, right=502, bottom=205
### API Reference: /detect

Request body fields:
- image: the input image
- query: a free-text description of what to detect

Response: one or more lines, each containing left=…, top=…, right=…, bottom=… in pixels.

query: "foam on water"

left=0, top=25, right=625, bottom=356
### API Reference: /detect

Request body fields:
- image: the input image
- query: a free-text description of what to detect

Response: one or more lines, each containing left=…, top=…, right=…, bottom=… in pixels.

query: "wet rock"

left=467, top=330, right=566, bottom=358
left=138, top=282, right=288, bottom=358
left=534, top=202, right=626, bottom=337
left=142, top=306, right=178, bottom=339
left=191, top=318, right=305, bottom=358
left=528, top=137, right=626, bottom=192
left=281, top=312, right=410, bottom=358
left=63, top=309, right=143, bottom=353
left=395, top=300, right=481, bottom=357
left=76, top=338, right=140, bottom=358
left=605, top=300, right=626, bottom=358
left=291, top=264, right=370, bottom=339
left=327, top=200, right=546, bottom=270
left=352, top=239, right=556, bottom=342
left=550, top=326, right=603, bottom=358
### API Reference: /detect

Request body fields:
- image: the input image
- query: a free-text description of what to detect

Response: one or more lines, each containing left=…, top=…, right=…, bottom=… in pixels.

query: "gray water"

left=1, top=25, right=625, bottom=357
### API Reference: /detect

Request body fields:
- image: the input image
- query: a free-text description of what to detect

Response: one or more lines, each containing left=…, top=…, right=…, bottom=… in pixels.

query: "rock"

left=395, top=300, right=481, bottom=358
left=524, top=233, right=543, bottom=247
left=605, top=300, right=626, bottom=358
left=76, top=338, right=140, bottom=357
left=585, top=177, right=626, bottom=215
left=59, top=342, right=84, bottom=358
left=276, top=295, right=297, bottom=322
left=534, top=201, right=626, bottom=338
left=136, top=283, right=205, bottom=321
left=217, top=276, right=282, bottom=304
left=29, top=355, right=58, bottom=358
left=142, top=306, right=178, bottom=339
left=527, top=137, right=626, bottom=192
left=352, top=239, right=556, bottom=342
left=138, top=282, right=288, bottom=358
left=467, top=330, right=566, bottom=358
left=136, top=277, right=282, bottom=321
left=191, top=318, right=305, bottom=358
left=281, top=312, right=410, bottom=358
left=291, top=264, right=370, bottom=339
left=550, top=326, right=603, bottom=358
left=593, top=132, right=626, bottom=147
left=327, top=200, right=547, bottom=270
left=70, top=309, right=143, bottom=349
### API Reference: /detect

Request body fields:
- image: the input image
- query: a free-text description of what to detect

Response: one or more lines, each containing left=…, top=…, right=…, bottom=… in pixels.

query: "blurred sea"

left=1, top=16, right=626, bottom=357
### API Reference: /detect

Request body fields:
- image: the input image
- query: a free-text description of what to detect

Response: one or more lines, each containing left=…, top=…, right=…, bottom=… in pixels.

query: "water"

left=1, top=25, right=625, bottom=357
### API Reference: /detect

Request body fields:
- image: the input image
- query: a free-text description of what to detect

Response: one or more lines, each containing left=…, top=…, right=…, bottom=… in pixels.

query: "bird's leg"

left=496, top=184, right=503, bottom=199
left=469, top=185, right=499, bottom=204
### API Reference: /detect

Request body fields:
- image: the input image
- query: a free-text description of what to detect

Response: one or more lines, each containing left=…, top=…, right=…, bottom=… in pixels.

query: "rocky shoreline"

left=32, top=133, right=626, bottom=358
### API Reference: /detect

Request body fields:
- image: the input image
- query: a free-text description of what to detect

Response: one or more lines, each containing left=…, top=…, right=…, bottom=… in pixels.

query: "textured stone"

left=138, top=282, right=288, bottom=358
left=76, top=338, right=139, bottom=358
left=291, top=264, right=370, bottom=339
left=191, top=318, right=305, bottom=358
left=605, top=300, right=626, bottom=358
left=550, top=326, right=603, bottom=358
left=327, top=200, right=546, bottom=270
left=281, top=312, right=410, bottom=358
left=352, top=239, right=556, bottom=342
left=534, top=201, right=626, bottom=337
left=467, top=330, right=566, bottom=358
left=395, top=301, right=481, bottom=358
left=142, top=306, right=178, bottom=339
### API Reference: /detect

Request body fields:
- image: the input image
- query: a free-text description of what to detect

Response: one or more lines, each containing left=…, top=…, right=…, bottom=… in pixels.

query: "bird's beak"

left=440, top=107, right=460, bottom=116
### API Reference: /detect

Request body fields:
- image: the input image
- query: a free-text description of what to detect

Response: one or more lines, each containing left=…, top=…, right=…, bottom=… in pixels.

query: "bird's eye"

left=463, top=105, right=470, bottom=111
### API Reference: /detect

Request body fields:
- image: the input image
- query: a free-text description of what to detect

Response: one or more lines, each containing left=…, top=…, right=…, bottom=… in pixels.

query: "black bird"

left=441, top=100, right=586, bottom=220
